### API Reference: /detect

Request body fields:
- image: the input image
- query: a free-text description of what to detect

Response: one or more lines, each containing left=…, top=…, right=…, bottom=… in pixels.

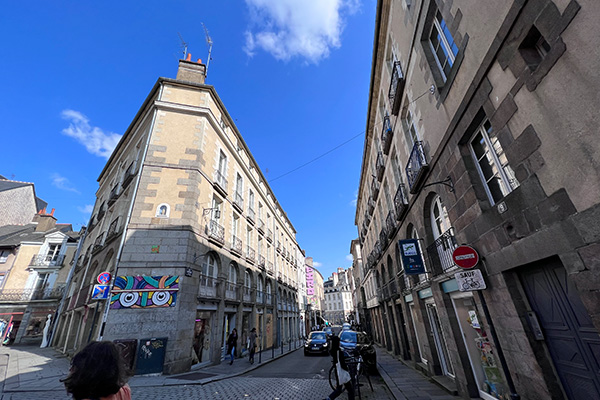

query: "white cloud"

left=51, top=173, right=80, bottom=194
left=313, top=261, right=323, bottom=267
left=350, top=190, right=358, bottom=206
left=78, top=204, right=94, bottom=214
left=243, top=0, right=360, bottom=63
left=61, top=109, right=122, bottom=159
left=345, top=254, right=353, bottom=261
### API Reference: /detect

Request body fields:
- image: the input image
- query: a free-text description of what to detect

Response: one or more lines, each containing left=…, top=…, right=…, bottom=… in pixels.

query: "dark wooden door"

left=520, top=259, right=600, bottom=399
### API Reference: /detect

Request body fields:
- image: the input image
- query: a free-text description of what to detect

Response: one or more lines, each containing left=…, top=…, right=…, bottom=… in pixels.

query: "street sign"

left=97, top=271, right=112, bottom=284
left=398, top=239, right=426, bottom=275
left=452, top=245, right=479, bottom=269
left=91, top=284, right=111, bottom=300
left=455, top=269, right=487, bottom=292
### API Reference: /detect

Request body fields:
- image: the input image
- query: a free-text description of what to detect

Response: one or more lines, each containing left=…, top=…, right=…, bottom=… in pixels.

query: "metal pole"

left=258, top=343, right=262, bottom=364
left=477, top=290, right=520, bottom=400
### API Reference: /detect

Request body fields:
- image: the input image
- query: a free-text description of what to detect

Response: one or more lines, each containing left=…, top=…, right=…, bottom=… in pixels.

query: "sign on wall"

left=110, top=276, right=179, bottom=309
left=455, top=269, right=487, bottom=292
left=398, top=239, right=425, bottom=275
left=306, top=265, right=314, bottom=296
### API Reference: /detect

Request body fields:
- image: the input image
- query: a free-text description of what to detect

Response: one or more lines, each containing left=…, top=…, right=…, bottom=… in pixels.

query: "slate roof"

left=0, top=178, right=47, bottom=212
left=0, top=224, right=80, bottom=247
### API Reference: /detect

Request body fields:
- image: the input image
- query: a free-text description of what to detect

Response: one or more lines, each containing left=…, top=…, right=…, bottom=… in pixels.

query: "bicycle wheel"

left=328, top=365, right=338, bottom=391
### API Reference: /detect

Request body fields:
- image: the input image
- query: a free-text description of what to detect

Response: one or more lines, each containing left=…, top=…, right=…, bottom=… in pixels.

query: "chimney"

left=176, top=53, right=206, bottom=85
left=33, top=208, right=57, bottom=232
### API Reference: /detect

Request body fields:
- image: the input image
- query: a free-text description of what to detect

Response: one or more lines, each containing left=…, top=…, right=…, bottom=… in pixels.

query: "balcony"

left=379, top=227, right=388, bottom=248
left=198, top=275, right=218, bottom=299
left=376, top=151, right=385, bottom=181
left=374, top=240, right=382, bottom=260
left=106, top=217, right=121, bottom=242
left=371, top=178, right=380, bottom=200
left=256, top=290, right=264, bottom=304
left=231, top=235, right=242, bottom=255
left=121, top=160, right=137, bottom=188
left=108, top=184, right=120, bottom=206
left=246, top=246, right=256, bottom=264
left=267, top=261, right=274, bottom=275
left=367, top=197, right=376, bottom=215
left=92, top=233, right=105, bottom=253
left=233, top=191, right=244, bottom=212
left=0, top=285, right=66, bottom=302
left=388, top=60, right=405, bottom=115
left=97, top=201, right=107, bottom=221
left=364, top=209, right=371, bottom=226
left=257, top=219, right=265, bottom=234
left=243, top=286, right=252, bottom=302
left=276, top=241, right=282, bottom=253
left=213, top=170, right=228, bottom=195
left=30, top=254, right=65, bottom=267
left=206, top=220, right=225, bottom=245
left=247, top=207, right=255, bottom=224
left=426, top=228, right=458, bottom=276
left=406, top=141, right=429, bottom=194
left=382, top=283, right=390, bottom=300
left=225, top=281, right=241, bottom=301
left=266, top=229, right=273, bottom=243
left=394, top=183, right=409, bottom=219
left=381, top=115, right=393, bottom=155
left=258, top=255, right=266, bottom=269
left=266, top=293, right=273, bottom=305
left=386, top=210, right=397, bottom=238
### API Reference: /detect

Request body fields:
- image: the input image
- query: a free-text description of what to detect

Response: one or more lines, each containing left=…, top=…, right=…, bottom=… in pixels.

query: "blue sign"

left=91, top=284, right=110, bottom=300
left=398, top=239, right=425, bottom=275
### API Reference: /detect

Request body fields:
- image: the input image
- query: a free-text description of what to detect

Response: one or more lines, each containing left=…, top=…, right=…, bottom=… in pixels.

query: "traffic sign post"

left=452, top=245, right=479, bottom=269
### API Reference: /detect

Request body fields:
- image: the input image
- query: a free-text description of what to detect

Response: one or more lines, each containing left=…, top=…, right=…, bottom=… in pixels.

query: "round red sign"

left=452, top=245, right=479, bottom=269
left=97, top=271, right=112, bottom=284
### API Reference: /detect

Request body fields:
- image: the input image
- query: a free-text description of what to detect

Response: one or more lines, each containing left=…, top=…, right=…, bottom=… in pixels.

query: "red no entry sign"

left=452, top=245, right=479, bottom=269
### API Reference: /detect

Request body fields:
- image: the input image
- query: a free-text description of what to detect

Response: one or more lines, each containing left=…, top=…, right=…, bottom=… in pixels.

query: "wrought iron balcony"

left=243, top=286, right=252, bottom=302
left=121, top=160, right=137, bottom=188
left=257, top=219, right=265, bottom=233
left=267, top=261, right=274, bottom=274
left=381, top=115, right=393, bottom=155
left=376, top=151, right=385, bottom=181
left=106, top=217, right=121, bottom=241
left=371, top=178, right=381, bottom=200
left=108, top=184, right=120, bottom=205
left=406, top=141, right=429, bottom=194
left=225, top=281, right=241, bottom=301
left=30, top=254, right=65, bottom=267
left=426, top=228, right=458, bottom=276
left=367, top=198, right=376, bottom=215
left=394, top=183, right=409, bottom=219
left=231, top=235, right=242, bottom=255
left=213, top=170, right=228, bottom=194
left=374, top=240, right=382, bottom=260
left=266, top=293, right=273, bottom=305
left=246, top=246, right=256, bottom=263
left=266, top=229, right=273, bottom=242
left=379, top=228, right=388, bottom=248
left=247, top=207, right=255, bottom=224
left=92, top=233, right=105, bottom=253
left=198, top=275, right=218, bottom=299
left=256, top=290, right=264, bottom=304
left=0, top=285, right=66, bottom=302
left=258, top=255, right=266, bottom=269
left=386, top=210, right=397, bottom=238
left=206, top=220, right=225, bottom=245
left=276, top=241, right=282, bottom=253
left=97, top=201, right=107, bottom=221
left=233, top=191, right=244, bottom=211
left=389, top=60, right=405, bottom=115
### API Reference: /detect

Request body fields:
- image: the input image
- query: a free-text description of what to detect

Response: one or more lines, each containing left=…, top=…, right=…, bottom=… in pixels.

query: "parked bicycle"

left=328, top=348, right=373, bottom=400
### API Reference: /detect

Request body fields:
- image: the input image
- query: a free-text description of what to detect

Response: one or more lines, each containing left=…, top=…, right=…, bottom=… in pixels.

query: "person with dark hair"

left=248, top=327, right=258, bottom=364
left=323, top=335, right=355, bottom=400
left=227, top=328, right=238, bottom=365
left=62, top=341, right=131, bottom=400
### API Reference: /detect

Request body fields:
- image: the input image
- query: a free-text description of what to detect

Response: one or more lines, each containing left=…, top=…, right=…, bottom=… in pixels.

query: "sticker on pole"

left=455, top=269, right=486, bottom=292
left=452, top=245, right=479, bottom=269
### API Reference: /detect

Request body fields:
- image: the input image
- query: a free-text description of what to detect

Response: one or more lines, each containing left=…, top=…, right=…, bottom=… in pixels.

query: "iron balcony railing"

left=266, top=293, right=273, bottom=305
left=225, top=282, right=241, bottom=301
left=198, top=275, right=218, bottom=299
left=258, top=255, right=266, bottom=268
left=234, top=191, right=244, bottom=211
left=386, top=210, right=396, bottom=238
left=121, top=160, right=137, bottom=188
left=207, top=220, right=225, bottom=245
left=379, top=227, right=388, bottom=248
left=231, top=235, right=242, bottom=255
left=257, top=219, right=265, bottom=233
left=276, top=241, right=282, bottom=252
left=376, top=151, right=385, bottom=181
left=381, top=115, right=393, bottom=155
left=426, top=227, right=458, bottom=275
left=367, top=198, right=376, bottom=215
left=267, top=261, right=274, bottom=274
left=0, top=285, right=66, bottom=302
left=108, top=184, right=120, bottom=205
left=374, top=240, right=382, bottom=260
left=371, top=178, right=381, bottom=200
left=106, top=217, right=121, bottom=241
left=247, top=207, right=255, bottom=224
left=30, top=254, right=65, bottom=267
left=246, top=246, right=256, bottom=263
left=243, top=286, right=252, bottom=302
left=214, top=170, right=228, bottom=193
left=394, top=183, right=409, bottom=219
left=266, top=229, right=273, bottom=242
left=389, top=60, right=405, bottom=115
left=256, top=290, right=264, bottom=304
left=406, top=141, right=429, bottom=194
left=97, top=201, right=107, bottom=221
left=93, top=233, right=105, bottom=252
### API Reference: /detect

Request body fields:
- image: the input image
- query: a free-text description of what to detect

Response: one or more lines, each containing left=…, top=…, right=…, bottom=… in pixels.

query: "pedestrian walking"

left=61, top=341, right=132, bottom=400
left=248, top=328, right=258, bottom=364
left=323, top=335, right=354, bottom=400
left=227, top=328, right=238, bottom=365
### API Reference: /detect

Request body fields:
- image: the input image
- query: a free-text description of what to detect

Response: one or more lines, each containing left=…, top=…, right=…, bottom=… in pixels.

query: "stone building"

left=354, top=0, right=600, bottom=399
left=324, top=268, right=354, bottom=325
left=53, top=57, right=303, bottom=374
left=0, top=209, right=80, bottom=345
left=0, top=176, right=47, bottom=227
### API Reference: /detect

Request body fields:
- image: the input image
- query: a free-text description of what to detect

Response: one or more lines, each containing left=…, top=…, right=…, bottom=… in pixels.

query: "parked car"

left=339, top=330, right=377, bottom=373
left=323, top=326, right=333, bottom=337
left=304, top=331, right=330, bottom=356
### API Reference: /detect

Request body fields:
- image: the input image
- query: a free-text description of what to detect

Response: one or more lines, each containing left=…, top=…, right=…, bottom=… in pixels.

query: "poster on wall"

left=110, top=276, right=179, bottom=309
left=398, top=239, right=425, bottom=275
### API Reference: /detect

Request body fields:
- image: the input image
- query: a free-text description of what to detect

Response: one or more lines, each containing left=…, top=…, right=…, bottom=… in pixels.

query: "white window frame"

left=428, top=11, right=458, bottom=82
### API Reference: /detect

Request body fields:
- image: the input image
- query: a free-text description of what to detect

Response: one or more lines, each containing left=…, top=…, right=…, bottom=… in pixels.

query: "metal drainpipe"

left=97, top=82, right=163, bottom=340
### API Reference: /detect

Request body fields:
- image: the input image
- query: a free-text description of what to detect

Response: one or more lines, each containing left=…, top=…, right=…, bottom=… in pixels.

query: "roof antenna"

left=178, top=32, right=188, bottom=60
left=202, top=23, right=213, bottom=76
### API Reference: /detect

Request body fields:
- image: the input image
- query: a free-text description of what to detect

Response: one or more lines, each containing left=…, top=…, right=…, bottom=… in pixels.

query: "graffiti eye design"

left=152, top=291, right=171, bottom=306
left=120, top=292, right=139, bottom=307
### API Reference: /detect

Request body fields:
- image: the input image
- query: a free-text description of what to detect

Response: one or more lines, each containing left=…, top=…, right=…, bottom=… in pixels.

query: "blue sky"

left=0, top=0, right=376, bottom=279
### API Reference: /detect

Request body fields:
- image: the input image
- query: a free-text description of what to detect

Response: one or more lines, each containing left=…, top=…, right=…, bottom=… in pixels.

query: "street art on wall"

left=110, top=276, right=179, bottom=309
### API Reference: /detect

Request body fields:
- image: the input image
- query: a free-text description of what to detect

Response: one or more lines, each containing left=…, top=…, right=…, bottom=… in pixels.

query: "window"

left=469, top=120, right=519, bottom=205
left=248, top=189, right=255, bottom=212
left=429, top=10, right=458, bottom=82
left=45, top=244, right=62, bottom=263
left=0, top=250, right=9, bottom=263
left=403, top=109, right=419, bottom=151
left=156, top=203, right=170, bottom=217
left=201, top=254, right=218, bottom=278
left=518, top=26, right=551, bottom=71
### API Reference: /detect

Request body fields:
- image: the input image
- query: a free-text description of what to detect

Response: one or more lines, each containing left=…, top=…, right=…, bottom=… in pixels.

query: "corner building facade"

left=355, top=0, right=600, bottom=399
left=54, top=60, right=302, bottom=374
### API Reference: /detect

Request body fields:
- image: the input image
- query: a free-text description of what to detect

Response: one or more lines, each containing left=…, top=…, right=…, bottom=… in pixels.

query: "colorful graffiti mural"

left=110, top=276, right=179, bottom=309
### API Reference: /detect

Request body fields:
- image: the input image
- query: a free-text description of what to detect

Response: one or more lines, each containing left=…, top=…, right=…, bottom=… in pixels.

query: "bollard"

left=272, top=344, right=275, bottom=359
left=281, top=341, right=283, bottom=355
left=289, top=339, right=291, bottom=352
left=258, top=344, right=262, bottom=364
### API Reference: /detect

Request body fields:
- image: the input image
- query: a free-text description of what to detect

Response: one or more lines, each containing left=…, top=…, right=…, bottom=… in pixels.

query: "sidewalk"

left=375, top=348, right=460, bottom=400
